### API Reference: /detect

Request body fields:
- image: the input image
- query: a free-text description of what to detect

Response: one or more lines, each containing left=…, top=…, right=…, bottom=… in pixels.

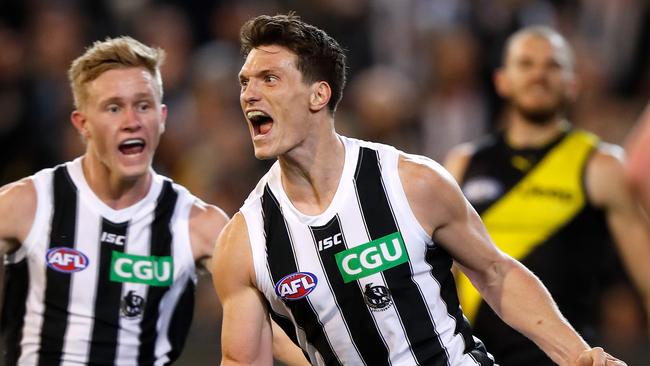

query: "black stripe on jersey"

left=38, top=166, right=78, bottom=366
left=353, top=147, right=447, bottom=366
left=310, top=215, right=389, bottom=365
left=138, top=181, right=178, bottom=365
left=262, top=185, right=342, bottom=365
left=166, top=279, right=195, bottom=363
left=1, top=258, right=30, bottom=366
left=88, top=219, right=128, bottom=365
left=425, top=246, right=494, bottom=365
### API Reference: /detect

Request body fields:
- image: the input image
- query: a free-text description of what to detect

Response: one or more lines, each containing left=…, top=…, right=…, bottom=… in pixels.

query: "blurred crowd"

left=1, top=0, right=649, bottom=364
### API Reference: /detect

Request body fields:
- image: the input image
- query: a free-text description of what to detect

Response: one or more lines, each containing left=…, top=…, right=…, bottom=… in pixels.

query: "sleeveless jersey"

left=458, top=130, right=618, bottom=365
left=240, top=136, right=494, bottom=366
left=1, top=157, right=199, bottom=366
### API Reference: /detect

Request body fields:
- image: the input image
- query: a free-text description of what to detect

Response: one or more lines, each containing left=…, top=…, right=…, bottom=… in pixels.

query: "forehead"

left=86, top=67, right=158, bottom=102
left=507, top=34, right=571, bottom=67
left=239, top=45, right=299, bottom=76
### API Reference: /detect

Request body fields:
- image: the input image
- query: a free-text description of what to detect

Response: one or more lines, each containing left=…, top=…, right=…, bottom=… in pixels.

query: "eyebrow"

left=239, top=68, right=280, bottom=80
left=98, top=92, right=155, bottom=106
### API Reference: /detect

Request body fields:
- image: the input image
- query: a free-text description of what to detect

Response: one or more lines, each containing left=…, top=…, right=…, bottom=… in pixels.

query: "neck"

left=81, top=155, right=152, bottom=210
left=278, top=127, right=345, bottom=216
left=506, top=113, right=569, bottom=149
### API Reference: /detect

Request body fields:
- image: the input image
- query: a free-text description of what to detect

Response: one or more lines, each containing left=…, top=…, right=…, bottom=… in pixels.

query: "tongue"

left=120, top=145, right=144, bottom=155
left=259, top=121, right=273, bottom=135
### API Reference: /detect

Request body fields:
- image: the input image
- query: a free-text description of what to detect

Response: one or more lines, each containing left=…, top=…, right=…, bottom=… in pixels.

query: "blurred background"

left=0, top=0, right=649, bottom=365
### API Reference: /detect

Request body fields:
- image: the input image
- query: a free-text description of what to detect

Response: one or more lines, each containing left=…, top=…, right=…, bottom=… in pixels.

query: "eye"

left=264, top=75, right=278, bottom=83
left=107, top=104, right=120, bottom=113
left=136, top=101, right=151, bottom=112
left=239, top=78, right=248, bottom=90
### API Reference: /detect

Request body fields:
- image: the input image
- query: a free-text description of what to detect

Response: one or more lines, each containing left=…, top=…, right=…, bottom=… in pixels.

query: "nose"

left=122, top=106, right=142, bottom=131
left=241, top=80, right=261, bottom=105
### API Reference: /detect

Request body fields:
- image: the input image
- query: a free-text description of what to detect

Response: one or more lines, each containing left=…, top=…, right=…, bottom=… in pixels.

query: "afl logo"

left=275, top=272, right=318, bottom=301
left=46, top=247, right=89, bottom=273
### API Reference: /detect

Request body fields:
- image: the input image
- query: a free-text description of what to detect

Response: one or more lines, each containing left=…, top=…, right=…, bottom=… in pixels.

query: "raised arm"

left=399, top=154, right=624, bottom=366
left=0, top=178, right=36, bottom=256
left=587, top=145, right=650, bottom=326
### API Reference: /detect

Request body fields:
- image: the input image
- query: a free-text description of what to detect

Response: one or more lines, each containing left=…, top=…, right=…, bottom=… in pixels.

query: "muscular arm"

left=587, top=146, right=650, bottom=326
left=213, top=213, right=273, bottom=365
left=400, top=154, right=618, bottom=366
left=212, top=213, right=308, bottom=366
left=0, top=178, right=36, bottom=255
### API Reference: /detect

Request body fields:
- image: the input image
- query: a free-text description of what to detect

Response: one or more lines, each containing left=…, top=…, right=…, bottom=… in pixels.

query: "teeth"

left=247, top=110, right=269, bottom=119
left=121, top=138, right=144, bottom=146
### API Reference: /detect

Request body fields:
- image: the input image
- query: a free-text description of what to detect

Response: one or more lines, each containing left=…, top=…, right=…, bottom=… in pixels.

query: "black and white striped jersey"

left=240, top=136, right=495, bottom=366
left=2, top=157, right=198, bottom=366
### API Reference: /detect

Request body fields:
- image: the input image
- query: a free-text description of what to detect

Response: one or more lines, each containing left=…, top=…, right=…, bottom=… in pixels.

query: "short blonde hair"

left=68, top=36, right=165, bottom=108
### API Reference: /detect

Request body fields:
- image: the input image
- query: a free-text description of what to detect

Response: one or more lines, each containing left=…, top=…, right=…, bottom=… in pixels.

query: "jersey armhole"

left=382, top=151, right=435, bottom=246
left=22, top=171, right=53, bottom=258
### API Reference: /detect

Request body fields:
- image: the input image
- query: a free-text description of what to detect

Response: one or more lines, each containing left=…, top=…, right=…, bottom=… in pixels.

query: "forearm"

left=481, top=259, right=589, bottom=365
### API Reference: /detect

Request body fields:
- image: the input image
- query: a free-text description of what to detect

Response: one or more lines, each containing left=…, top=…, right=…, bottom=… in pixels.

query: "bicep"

left=213, top=214, right=273, bottom=365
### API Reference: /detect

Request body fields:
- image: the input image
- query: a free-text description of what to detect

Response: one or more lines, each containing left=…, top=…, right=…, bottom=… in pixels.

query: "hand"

left=573, top=347, right=626, bottom=366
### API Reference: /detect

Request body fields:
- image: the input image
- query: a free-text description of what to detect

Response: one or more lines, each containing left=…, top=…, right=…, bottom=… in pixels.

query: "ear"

left=160, top=104, right=168, bottom=134
left=309, top=81, right=332, bottom=112
left=493, top=67, right=510, bottom=98
left=70, top=110, right=90, bottom=140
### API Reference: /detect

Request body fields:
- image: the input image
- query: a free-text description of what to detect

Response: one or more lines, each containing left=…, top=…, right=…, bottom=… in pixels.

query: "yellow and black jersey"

left=458, top=129, right=623, bottom=366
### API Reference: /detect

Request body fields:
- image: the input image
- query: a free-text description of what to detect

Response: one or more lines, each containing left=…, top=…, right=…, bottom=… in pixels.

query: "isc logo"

left=101, top=232, right=126, bottom=245
left=317, top=233, right=342, bottom=251
left=275, top=272, right=318, bottom=300
left=46, top=247, right=89, bottom=273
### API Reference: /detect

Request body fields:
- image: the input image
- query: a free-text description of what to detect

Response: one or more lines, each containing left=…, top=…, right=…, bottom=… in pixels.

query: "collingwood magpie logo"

left=121, top=290, right=145, bottom=318
left=363, top=283, right=392, bottom=311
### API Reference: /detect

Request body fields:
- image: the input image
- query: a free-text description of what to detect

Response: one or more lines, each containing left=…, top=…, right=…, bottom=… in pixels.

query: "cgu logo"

left=335, top=232, right=409, bottom=283
left=46, top=247, right=89, bottom=273
left=110, top=252, right=173, bottom=287
left=317, top=233, right=342, bottom=251
left=101, top=232, right=126, bottom=246
left=275, top=272, right=318, bottom=301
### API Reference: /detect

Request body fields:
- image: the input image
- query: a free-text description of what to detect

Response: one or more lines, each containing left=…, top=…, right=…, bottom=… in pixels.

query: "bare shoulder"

left=189, top=200, right=230, bottom=265
left=444, top=142, right=476, bottom=182
left=0, top=177, right=37, bottom=252
left=398, top=153, right=468, bottom=236
left=585, top=142, right=627, bottom=207
left=212, top=212, right=255, bottom=286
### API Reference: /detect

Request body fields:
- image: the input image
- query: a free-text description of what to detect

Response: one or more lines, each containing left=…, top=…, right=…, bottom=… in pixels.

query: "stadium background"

left=0, top=0, right=648, bottom=364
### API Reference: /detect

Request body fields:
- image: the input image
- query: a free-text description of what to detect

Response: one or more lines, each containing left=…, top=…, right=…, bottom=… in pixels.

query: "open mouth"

left=118, top=138, right=146, bottom=155
left=247, top=110, right=274, bottom=136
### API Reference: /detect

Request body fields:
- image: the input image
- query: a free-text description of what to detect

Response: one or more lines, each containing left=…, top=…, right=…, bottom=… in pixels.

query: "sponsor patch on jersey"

left=335, top=232, right=408, bottom=283
left=275, top=272, right=318, bottom=300
left=363, top=283, right=393, bottom=311
left=462, top=177, right=503, bottom=205
left=46, top=247, right=89, bottom=273
left=110, top=252, right=173, bottom=287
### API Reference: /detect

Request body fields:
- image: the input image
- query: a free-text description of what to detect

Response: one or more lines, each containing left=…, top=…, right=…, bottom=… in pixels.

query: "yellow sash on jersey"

left=458, top=130, right=599, bottom=322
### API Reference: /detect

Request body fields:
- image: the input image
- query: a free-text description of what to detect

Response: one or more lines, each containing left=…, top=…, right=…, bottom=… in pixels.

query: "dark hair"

left=240, top=13, right=347, bottom=113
